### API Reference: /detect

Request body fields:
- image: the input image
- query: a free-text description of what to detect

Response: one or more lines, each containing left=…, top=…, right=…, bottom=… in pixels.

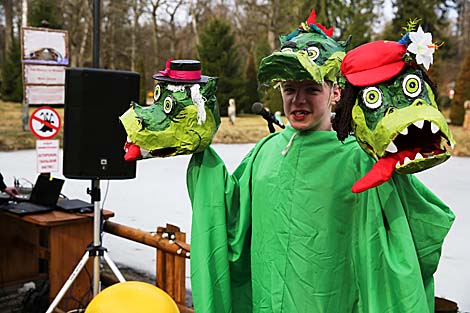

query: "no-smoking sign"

left=29, top=106, right=62, bottom=139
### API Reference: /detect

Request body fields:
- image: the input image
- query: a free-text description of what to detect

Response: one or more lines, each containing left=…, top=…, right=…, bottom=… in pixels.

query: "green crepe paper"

left=351, top=69, right=455, bottom=174
left=258, top=26, right=348, bottom=85
left=119, top=77, right=220, bottom=157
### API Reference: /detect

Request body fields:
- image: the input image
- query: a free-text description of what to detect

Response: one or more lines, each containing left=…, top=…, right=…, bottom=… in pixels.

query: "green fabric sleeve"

left=392, top=174, right=455, bottom=310
left=187, top=146, right=254, bottom=313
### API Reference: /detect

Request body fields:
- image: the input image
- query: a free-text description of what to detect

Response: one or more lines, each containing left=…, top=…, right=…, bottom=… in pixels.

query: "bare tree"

left=130, top=0, right=145, bottom=71
left=145, top=0, right=166, bottom=68
left=1, top=0, right=13, bottom=55
left=163, top=0, right=187, bottom=56
left=63, top=0, right=92, bottom=67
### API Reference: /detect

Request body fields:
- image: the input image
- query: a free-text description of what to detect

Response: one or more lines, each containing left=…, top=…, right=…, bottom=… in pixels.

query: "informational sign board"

left=29, top=106, right=62, bottom=139
left=24, top=64, right=65, bottom=85
left=26, top=85, right=65, bottom=105
left=36, top=139, right=59, bottom=173
left=22, top=27, right=69, bottom=65
left=21, top=26, right=68, bottom=114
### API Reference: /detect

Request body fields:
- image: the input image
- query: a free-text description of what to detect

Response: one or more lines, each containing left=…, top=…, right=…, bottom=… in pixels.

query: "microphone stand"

left=267, top=121, right=276, bottom=133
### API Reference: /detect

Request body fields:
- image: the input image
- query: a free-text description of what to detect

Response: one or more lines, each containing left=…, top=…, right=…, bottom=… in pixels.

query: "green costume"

left=188, top=126, right=454, bottom=312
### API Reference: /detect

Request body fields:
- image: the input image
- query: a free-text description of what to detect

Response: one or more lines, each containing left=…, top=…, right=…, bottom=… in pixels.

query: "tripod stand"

left=46, top=179, right=125, bottom=313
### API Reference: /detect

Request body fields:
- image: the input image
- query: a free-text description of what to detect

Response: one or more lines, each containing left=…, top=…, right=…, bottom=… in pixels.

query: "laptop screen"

left=29, top=175, right=64, bottom=206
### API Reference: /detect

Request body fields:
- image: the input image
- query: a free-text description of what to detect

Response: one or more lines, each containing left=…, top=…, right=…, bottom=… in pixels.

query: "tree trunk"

left=268, top=0, right=280, bottom=51
left=151, top=2, right=161, bottom=69
left=2, top=0, right=13, bottom=56
left=190, top=0, right=199, bottom=46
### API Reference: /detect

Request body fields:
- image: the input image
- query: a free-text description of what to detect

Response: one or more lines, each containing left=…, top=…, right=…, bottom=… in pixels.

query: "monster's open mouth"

left=383, top=120, right=453, bottom=168
left=150, top=147, right=177, bottom=157
left=352, top=119, right=453, bottom=193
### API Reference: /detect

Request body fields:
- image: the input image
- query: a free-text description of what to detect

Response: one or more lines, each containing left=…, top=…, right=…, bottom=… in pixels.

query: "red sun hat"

left=341, top=41, right=408, bottom=87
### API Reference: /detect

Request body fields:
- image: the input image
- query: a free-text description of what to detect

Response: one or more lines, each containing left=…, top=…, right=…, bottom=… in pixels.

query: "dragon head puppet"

left=258, top=9, right=350, bottom=86
left=120, top=59, right=220, bottom=160
left=333, top=24, right=455, bottom=193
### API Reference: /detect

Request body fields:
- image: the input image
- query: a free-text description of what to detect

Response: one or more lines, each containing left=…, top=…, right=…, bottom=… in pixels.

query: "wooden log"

left=103, top=221, right=190, bottom=255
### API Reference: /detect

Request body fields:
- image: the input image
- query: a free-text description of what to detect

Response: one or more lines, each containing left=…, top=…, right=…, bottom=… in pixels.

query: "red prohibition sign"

left=29, top=106, right=62, bottom=139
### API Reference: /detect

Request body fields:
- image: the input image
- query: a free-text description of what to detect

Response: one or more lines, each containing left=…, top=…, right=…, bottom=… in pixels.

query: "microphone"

left=251, top=102, right=285, bottom=129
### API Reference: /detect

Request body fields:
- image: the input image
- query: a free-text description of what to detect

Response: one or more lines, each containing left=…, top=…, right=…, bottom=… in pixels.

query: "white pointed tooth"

left=413, top=120, right=425, bottom=129
left=451, top=142, right=455, bottom=149
left=403, top=157, right=412, bottom=165
left=430, top=122, right=439, bottom=134
left=385, top=141, right=398, bottom=153
left=396, top=161, right=401, bottom=168
left=415, top=153, right=424, bottom=160
left=399, top=127, right=408, bottom=135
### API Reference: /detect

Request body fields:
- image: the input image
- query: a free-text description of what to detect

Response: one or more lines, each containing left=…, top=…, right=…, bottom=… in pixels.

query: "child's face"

left=281, top=80, right=339, bottom=131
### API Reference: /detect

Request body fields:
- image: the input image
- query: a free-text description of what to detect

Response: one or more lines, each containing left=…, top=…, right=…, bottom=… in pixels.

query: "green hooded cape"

left=187, top=127, right=454, bottom=313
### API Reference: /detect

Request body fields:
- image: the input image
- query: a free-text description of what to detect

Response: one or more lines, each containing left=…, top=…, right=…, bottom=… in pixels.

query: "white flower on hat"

left=407, top=26, right=435, bottom=70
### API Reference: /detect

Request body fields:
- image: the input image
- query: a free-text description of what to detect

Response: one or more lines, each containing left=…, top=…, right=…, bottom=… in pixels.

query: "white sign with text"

left=26, top=85, right=65, bottom=104
left=24, top=64, right=65, bottom=85
left=36, top=140, right=59, bottom=173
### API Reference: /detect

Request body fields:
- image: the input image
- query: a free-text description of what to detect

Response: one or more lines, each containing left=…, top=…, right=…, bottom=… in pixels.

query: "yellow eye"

left=281, top=47, right=294, bottom=53
left=163, top=96, right=173, bottom=114
left=402, top=74, right=422, bottom=97
left=362, top=87, right=382, bottom=109
left=154, top=85, right=161, bottom=101
left=306, top=46, right=320, bottom=61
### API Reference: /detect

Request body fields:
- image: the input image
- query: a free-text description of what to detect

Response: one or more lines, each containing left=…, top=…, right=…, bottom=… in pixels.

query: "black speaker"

left=63, top=68, right=138, bottom=179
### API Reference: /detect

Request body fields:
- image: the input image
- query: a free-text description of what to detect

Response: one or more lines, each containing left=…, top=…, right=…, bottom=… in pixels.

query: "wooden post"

left=174, top=228, right=186, bottom=304
left=155, top=224, right=187, bottom=305
left=156, top=226, right=165, bottom=289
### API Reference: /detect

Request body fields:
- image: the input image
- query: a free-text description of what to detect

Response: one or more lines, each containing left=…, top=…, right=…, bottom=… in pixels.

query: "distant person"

left=464, top=100, right=470, bottom=130
left=228, top=98, right=236, bottom=125
left=0, top=172, right=19, bottom=197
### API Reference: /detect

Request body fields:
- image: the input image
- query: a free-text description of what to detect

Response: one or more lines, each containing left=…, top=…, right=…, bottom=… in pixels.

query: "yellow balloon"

left=85, top=281, right=180, bottom=313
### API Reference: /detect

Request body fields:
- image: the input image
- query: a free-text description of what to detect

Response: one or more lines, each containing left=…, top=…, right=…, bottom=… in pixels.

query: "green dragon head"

left=333, top=29, right=455, bottom=193
left=258, top=9, right=350, bottom=86
left=119, top=60, right=220, bottom=160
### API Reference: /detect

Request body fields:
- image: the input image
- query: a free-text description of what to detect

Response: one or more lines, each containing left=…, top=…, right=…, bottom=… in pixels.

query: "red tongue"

left=124, top=142, right=142, bottom=161
left=352, top=148, right=420, bottom=193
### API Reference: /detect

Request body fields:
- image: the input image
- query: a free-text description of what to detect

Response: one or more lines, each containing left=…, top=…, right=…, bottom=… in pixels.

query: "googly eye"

left=402, top=74, right=422, bottom=98
left=306, top=46, right=320, bottom=61
left=163, top=96, right=173, bottom=114
left=362, top=87, right=382, bottom=109
left=153, top=85, right=161, bottom=101
left=280, top=47, right=294, bottom=53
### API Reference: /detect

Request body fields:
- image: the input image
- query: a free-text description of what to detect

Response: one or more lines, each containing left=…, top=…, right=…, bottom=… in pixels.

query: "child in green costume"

left=188, top=10, right=453, bottom=313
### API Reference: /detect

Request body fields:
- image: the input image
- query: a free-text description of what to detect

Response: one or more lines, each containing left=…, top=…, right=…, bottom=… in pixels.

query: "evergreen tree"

left=1, top=38, right=23, bottom=102
left=28, top=0, right=63, bottom=29
left=197, top=18, right=242, bottom=116
left=450, top=50, right=470, bottom=125
left=384, top=0, right=450, bottom=41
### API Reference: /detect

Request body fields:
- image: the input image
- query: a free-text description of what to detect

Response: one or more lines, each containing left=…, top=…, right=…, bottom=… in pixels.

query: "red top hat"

left=341, top=41, right=408, bottom=87
left=153, top=59, right=210, bottom=84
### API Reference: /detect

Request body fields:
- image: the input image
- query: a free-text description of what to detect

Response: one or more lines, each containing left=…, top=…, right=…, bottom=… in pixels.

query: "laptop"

left=56, top=199, right=93, bottom=213
left=1, top=175, right=64, bottom=215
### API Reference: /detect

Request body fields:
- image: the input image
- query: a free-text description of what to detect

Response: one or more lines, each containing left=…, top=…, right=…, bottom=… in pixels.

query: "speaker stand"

left=45, top=179, right=125, bottom=313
